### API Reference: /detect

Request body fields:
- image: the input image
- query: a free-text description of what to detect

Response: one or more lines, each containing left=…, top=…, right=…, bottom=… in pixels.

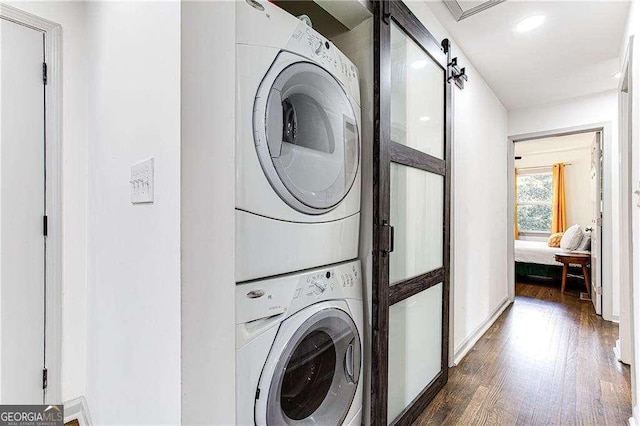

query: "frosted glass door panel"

left=387, top=283, right=443, bottom=422
left=390, top=163, right=444, bottom=285
left=390, top=22, right=444, bottom=159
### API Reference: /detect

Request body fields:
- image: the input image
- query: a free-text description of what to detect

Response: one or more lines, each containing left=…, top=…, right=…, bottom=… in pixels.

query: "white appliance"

left=236, top=0, right=362, bottom=282
left=236, top=260, right=363, bottom=425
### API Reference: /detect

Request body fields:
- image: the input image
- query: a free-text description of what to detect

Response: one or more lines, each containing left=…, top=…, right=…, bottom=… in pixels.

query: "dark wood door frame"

left=371, top=1, right=453, bottom=424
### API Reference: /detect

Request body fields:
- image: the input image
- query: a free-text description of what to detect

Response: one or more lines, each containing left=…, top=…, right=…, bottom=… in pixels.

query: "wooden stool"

left=554, top=252, right=591, bottom=297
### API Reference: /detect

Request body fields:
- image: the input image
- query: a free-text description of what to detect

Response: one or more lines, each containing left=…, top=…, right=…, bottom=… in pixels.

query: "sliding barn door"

left=371, top=1, right=452, bottom=424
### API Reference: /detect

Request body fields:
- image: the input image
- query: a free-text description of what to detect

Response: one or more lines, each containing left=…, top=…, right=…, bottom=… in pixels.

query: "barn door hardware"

left=379, top=220, right=394, bottom=255
left=441, top=38, right=468, bottom=89
left=382, top=0, right=391, bottom=24
left=448, top=58, right=468, bottom=89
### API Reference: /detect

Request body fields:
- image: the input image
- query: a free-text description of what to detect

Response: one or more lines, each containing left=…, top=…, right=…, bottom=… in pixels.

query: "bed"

left=515, top=240, right=587, bottom=279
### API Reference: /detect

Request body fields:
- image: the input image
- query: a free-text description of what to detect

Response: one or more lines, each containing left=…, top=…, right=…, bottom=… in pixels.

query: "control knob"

left=311, top=278, right=327, bottom=295
left=314, top=40, right=323, bottom=55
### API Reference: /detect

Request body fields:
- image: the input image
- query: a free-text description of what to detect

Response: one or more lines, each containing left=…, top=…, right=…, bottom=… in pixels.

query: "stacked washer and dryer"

left=234, top=0, right=364, bottom=425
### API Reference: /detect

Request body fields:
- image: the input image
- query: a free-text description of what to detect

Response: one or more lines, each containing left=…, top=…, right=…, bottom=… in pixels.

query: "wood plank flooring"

left=414, top=277, right=631, bottom=426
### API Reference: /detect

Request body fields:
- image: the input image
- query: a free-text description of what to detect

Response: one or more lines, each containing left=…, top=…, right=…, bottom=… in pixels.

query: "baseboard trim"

left=453, top=296, right=512, bottom=366
left=629, top=405, right=640, bottom=426
left=64, top=396, right=92, bottom=426
left=614, top=341, right=622, bottom=362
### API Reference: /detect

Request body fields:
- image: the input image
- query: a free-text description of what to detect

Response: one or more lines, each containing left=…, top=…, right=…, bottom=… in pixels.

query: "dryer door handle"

left=345, top=340, right=355, bottom=384
left=266, top=88, right=284, bottom=158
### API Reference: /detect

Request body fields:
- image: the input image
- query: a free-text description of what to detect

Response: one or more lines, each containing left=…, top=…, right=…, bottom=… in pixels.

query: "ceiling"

left=426, top=0, right=631, bottom=109
left=515, top=132, right=595, bottom=157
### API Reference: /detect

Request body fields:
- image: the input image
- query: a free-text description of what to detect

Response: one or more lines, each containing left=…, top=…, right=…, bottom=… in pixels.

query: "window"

left=517, top=171, right=552, bottom=233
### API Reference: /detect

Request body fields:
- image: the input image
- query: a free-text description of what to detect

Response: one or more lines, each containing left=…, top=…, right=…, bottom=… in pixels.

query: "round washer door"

left=263, top=307, right=361, bottom=425
left=254, top=55, right=360, bottom=215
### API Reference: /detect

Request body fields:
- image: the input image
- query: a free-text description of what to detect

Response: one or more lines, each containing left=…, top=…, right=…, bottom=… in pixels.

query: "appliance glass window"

left=265, top=308, right=361, bottom=425
left=280, top=330, right=336, bottom=420
left=262, top=62, right=359, bottom=212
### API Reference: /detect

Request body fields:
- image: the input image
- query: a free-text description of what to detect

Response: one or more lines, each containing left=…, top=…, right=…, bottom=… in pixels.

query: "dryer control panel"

left=235, top=260, right=362, bottom=325
left=285, top=22, right=361, bottom=105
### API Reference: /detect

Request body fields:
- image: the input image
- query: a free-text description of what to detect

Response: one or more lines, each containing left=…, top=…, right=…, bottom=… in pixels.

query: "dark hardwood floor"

left=414, top=277, right=631, bottom=426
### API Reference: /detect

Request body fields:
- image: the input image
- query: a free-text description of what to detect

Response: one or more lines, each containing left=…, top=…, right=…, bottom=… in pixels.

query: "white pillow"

left=576, top=231, right=591, bottom=251
left=560, top=224, right=584, bottom=251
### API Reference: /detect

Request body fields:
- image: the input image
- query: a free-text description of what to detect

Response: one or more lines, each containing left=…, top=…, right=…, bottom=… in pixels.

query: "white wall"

left=180, top=1, right=236, bottom=424
left=405, top=0, right=511, bottom=364
left=509, top=91, right=619, bottom=137
left=85, top=2, right=181, bottom=424
left=5, top=1, right=89, bottom=404
left=515, top=137, right=594, bottom=230
left=509, top=91, right=619, bottom=321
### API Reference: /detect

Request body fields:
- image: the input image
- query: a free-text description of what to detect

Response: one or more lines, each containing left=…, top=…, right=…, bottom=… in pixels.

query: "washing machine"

left=236, top=259, right=363, bottom=425
left=235, top=0, right=362, bottom=282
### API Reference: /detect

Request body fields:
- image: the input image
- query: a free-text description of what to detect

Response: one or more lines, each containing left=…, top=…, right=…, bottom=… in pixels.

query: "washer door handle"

left=345, top=339, right=355, bottom=384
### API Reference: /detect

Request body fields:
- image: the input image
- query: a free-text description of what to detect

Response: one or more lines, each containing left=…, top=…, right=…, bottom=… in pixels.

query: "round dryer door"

left=264, top=308, right=361, bottom=425
left=255, top=57, right=360, bottom=215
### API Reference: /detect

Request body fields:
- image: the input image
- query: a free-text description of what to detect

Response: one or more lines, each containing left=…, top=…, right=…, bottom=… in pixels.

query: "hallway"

left=415, top=280, right=631, bottom=425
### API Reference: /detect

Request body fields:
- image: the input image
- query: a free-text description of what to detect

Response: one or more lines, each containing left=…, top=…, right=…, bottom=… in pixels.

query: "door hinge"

left=380, top=220, right=394, bottom=255
left=255, top=387, right=260, bottom=400
left=42, top=368, right=48, bottom=390
left=43, top=215, right=48, bottom=237
left=42, top=62, right=48, bottom=85
left=596, top=286, right=603, bottom=295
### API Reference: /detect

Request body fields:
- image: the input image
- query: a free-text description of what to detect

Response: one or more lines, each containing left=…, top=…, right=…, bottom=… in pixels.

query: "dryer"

left=236, top=0, right=361, bottom=282
left=236, top=260, right=363, bottom=425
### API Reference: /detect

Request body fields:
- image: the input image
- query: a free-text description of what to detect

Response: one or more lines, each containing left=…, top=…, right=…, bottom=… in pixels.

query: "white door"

left=590, top=131, right=603, bottom=315
left=0, top=18, right=46, bottom=403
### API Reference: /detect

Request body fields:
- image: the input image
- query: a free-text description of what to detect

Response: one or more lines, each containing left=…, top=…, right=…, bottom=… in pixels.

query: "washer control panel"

left=293, top=262, right=359, bottom=301
left=236, top=260, right=361, bottom=325
left=286, top=22, right=360, bottom=96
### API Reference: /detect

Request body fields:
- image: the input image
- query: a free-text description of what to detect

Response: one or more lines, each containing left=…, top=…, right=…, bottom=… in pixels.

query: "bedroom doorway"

left=508, top=127, right=606, bottom=317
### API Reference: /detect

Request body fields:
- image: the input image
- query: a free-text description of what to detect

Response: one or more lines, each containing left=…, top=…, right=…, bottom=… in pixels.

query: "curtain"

left=551, top=163, right=567, bottom=233
left=514, top=170, right=519, bottom=239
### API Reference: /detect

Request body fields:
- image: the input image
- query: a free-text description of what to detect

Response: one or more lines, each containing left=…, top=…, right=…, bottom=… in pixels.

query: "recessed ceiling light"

left=411, top=60, right=428, bottom=69
left=614, top=72, right=622, bottom=79
left=419, top=116, right=431, bottom=122
left=514, top=15, right=545, bottom=32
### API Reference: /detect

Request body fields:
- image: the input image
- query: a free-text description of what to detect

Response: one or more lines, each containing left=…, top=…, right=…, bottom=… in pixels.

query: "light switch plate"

left=130, top=158, right=154, bottom=204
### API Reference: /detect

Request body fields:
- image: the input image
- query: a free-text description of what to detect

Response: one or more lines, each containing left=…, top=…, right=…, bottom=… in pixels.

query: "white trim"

left=615, top=339, right=628, bottom=363
left=0, top=3, right=63, bottom=404
left=443, top=0, right=505, bottom=21
left=630, top=405, right=640, bottom=426
left=618, top=34, right=636, bottom=380
left=507, top=135, right=516, bottom=303
left=64, top=396, right=93, bottom=426
left=452, top=297, right=511, bottom=365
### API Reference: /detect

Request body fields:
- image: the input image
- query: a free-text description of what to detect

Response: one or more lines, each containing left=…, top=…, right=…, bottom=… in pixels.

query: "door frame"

left=371, top=1, right=452, bottom=423
left=617, top=36, right=635, bottom=367
left=507, top=123, right=612, bottom=320
left=0, top=4, right=62, bottom=404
